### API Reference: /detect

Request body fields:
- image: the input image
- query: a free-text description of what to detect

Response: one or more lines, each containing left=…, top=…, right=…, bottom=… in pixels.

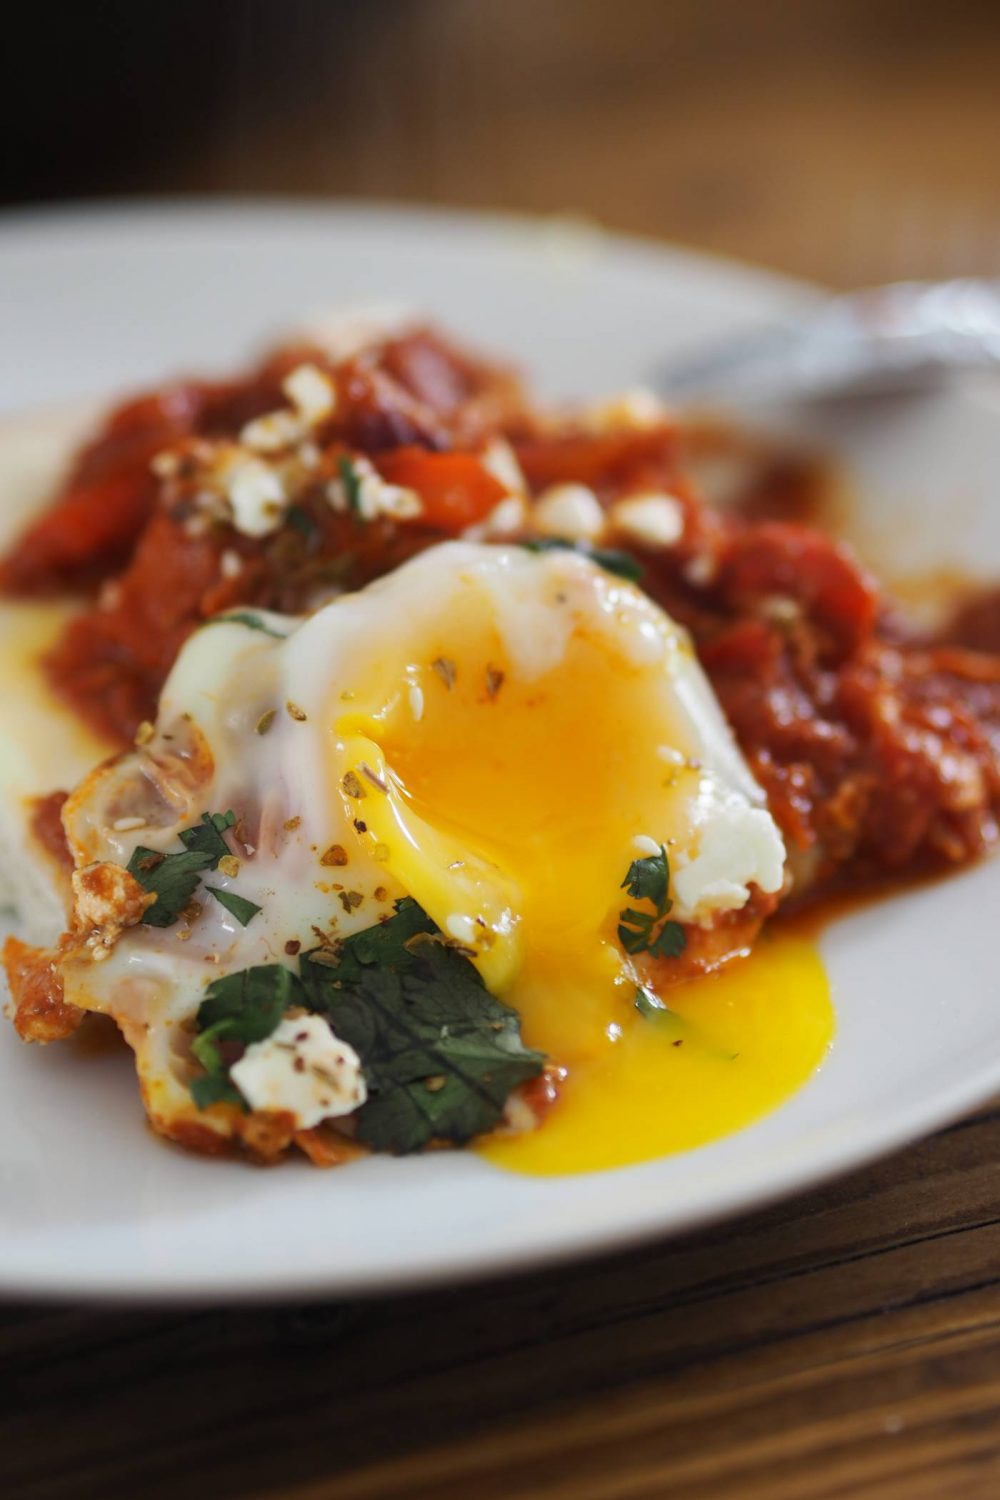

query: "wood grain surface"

left=4, top=1100, right=1000, bottom=1500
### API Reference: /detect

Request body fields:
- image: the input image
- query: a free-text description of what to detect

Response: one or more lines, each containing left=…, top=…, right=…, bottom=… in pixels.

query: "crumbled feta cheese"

left=480, top=438, right=527, bottom=496
left=446, top=913, right=479, bottom=946
left=327, top=456, right=423, bottom=522
left=610, top=493, right=684, bottom=549
left=632, top=834, right=661, bottom=856
left=583, top=387, right=667, bottom=433
left=230, top=1014, right=367, bottom=1129
left=283, top=362, right=337, bottom=425
left=240, top=409, right=303, bottom=454
left=671, top=785, right=786, bottom=926
left=684, top=552, right=717, bottom=587
left=534, top=482, right=606, bottom=541
left=481, top=495, right=527, bottom=537
left=225, top=457, right=288, bottom=537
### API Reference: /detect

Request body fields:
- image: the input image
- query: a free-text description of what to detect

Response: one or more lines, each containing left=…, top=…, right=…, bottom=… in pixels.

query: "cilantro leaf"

left=621, top=846, right=670, bottom=915
left=301, top=897, right=435, bottom=992
left=649, top=920, right=687, bottom=959
left=202, top=612, right=286, bottom=639
left=618, top=845, right=688, bottom=963
left=518, top=536, right=644, bottom=584
left=338, top=455, right=365, bottom=518
left=197, top=963, right=305, bottom=1037
left=186, top=898, right=545, bottom=1146
left=189, top=1074, right=244, bottom=1111
left=206, top=887, right=262, bottom=927
left=321, top=943, right=545, bottom=1154
left=128, top=811, right=238, bottom=928
left=127, top=847, right=215, bottom=929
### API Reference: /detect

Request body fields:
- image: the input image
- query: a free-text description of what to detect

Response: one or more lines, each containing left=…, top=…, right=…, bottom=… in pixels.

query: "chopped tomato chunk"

left=377, top=448, right=507, bottom=529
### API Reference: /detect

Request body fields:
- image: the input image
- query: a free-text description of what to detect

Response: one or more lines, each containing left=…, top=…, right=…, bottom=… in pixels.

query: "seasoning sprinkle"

left=217, top=854, right=241, bottom=878
left=284, top=816, right=302, bottom=832
left=286, top=700, right=308, bottom=722
left=424, top=1075, right=447, bottom=1093
left=360, top=762, right=388, bottom=793
left=485, top=665, right=505, bottom=700
left=134, top=721, right=155, bottom=747
left=338, top=890, right=364, bottom=913
left=432, top=656, right=457, bottom=689
left=341, top=770, right=366, bottom=799
left=320, top=844, right=349, bottom=867
left=255, top=708, right=276, bottom=736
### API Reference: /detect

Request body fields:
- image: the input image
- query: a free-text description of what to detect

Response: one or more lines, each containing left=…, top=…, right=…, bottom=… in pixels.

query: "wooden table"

left=5, top=1097, right=1000, bottom=1500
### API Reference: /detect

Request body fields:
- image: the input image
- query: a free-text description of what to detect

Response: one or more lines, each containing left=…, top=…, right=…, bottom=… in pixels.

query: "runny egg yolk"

left=329, top=558, right=833, bottom=1175
left=482, top=925, right=832, bottom=1175
left=335, top=594, right=702, bottom=1064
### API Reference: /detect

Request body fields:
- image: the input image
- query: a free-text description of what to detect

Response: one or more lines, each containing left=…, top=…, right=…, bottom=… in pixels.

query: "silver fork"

left=653, top=279, right=1000, bottom=405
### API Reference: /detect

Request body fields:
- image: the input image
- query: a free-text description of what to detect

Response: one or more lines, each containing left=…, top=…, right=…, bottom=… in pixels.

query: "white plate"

left=2, top=201, right=999, bottom=1303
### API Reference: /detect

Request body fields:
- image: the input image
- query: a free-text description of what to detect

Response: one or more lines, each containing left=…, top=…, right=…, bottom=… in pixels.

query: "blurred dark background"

left=3, top=0, right=1000, bottom=285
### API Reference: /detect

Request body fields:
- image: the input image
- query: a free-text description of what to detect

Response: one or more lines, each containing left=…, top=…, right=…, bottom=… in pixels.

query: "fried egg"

left=54, top=541, right=829, bottom=1155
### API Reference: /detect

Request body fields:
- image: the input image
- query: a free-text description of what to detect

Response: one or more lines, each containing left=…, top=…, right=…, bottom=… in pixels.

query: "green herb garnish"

left=518, top=536, right=644, bottom=583
left=186, top=898, right=546, bottom=1149
left=306, top=926, right=545, bottom=1154
left=618, top=845, right=687, bottom=960
left=128, top=810, right=239, bottom=928
left=205, top=887, right=262, bottom=927
left=202, top=612, right=287, bottom=639
left=338, top=455, right=365, bottom=519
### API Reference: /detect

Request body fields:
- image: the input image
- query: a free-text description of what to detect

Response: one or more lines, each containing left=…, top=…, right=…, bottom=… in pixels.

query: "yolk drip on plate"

left=481, top=924, right=832, bottom=1175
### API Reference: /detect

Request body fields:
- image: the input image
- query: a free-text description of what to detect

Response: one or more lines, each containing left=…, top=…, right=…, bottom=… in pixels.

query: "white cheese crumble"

left=224, top=457, right=288, bottom=538
left=480, top=438, right=527, bottom=496
left=240, top=409, right=303, bottom=454
left=480, top=495, right=527, bottom=537
left=631, top=833, right=661, bottom=857
left=230, top=1014, right=367, bottom=1129
left=283, top=362, right=336, bottom=425
left=445, top=913, right=479, bottom=945
left=534, top=482, right=606, bottom=541
left=670, top=785, right=786, bottom=926
left=327, top=457, right=423, bottom=522
left=610, top=493, right=684, bottom=549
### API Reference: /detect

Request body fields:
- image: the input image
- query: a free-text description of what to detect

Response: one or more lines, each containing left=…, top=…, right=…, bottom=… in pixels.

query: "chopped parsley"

left=338, top=455, right=365, bottom=519
left=187, top=897, right=546, bottom=1150
left=302, top=902, right=546, bottom=1153
left=618, top=845, right=687, bottom=960
left=517, top=536, right=644, bottom=584
left=205, top=887, right=262, bottom=927
left=127, top=811, right=250, bottom=929
left=201, top=612, right=286, bottom=639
